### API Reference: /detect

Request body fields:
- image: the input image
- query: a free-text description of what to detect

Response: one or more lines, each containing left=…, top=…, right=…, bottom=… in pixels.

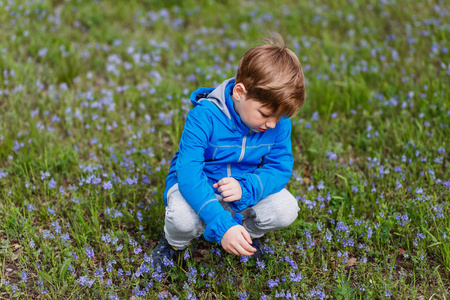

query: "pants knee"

left=165, top=208, right=199, bottom=236
left=266, top=190, right=299, bottom=228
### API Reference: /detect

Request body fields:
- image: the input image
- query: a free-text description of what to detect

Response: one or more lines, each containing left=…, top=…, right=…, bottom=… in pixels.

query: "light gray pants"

left=164, top=184, right=300, bottom=249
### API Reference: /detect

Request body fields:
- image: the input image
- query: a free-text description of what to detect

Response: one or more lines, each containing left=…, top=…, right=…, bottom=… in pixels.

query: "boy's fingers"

left=219, top=184, right=234, bottom=193
left=241, top=228, right=253, bottom=245
left=219, top=177, right=231, bottom=185
left=238, top=238, right=256, bottom=255
left=229, top=248, right=239, bottom=256
left=223, top=195, right=239, bottom=202
left=221, top=190, right=234, bottom=197
left=217, top=186, right=228, bottom=193
left=236, top=245, right=255, bottom=256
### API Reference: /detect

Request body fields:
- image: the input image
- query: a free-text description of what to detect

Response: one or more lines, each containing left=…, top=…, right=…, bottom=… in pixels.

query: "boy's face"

left=232, top=83, right=282, bottom=133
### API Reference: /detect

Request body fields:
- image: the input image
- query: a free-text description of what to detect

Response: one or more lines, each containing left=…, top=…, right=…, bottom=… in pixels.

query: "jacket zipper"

left=228, top=133, right=251, bottom=177
left=237, top=135, right=247, bottom=163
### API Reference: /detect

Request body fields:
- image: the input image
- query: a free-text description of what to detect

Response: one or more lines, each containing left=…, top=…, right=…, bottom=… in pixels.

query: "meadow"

left=0, top=0, right=449, bottom=299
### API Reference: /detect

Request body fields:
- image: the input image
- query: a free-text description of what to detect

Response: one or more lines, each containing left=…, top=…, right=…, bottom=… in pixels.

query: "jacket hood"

left=190, top=78, right=234, bottom=120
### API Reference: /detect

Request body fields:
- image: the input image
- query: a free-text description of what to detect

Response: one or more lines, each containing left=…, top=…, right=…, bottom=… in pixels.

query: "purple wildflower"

left=101, top=234, right=111, bottom=244
left=48, top=178, right=56, bottom=189
left=238, top=291, right=248, bottom=300
left=85, top=247, right=95, bottom=258
left=103, top=181, right=113, bottom=190
left=317, top=180, right=325, bottom=190
left=59, top=233, right=70, bottom=243
left=21, top=270, right=27, bottom=283
left=267, top=278, right=279, bottom=288
left=256, top=260, right=265, bottom=269
left=76, top=276, right=95, bottom=287
left=40, top=171, right=50, bottom=180
left=42, top=230, right=54, bottom=239
left=290, top=272, right=305, bottom=282
left=327, top=152, right=337, bottom=161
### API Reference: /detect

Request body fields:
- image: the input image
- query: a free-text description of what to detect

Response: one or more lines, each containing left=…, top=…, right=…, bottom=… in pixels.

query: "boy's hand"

left=221, top=225, right=256, bottom=256
left=213, top=177, right=242, bottom=202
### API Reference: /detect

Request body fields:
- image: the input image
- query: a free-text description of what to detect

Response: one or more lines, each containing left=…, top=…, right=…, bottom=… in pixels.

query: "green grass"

left=0, top=0, right=449, bottom=299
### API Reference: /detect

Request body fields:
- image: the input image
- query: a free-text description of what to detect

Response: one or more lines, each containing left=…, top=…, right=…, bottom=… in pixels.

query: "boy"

left=145, top=33, right=305, bottom=273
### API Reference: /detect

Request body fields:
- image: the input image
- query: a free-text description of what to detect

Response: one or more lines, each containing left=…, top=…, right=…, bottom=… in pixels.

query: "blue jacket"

left=163, top=78, right=294, bottom=244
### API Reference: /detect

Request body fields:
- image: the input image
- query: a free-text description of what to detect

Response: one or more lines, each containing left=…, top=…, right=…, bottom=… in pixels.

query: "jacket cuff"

left=226, top=180, right=252, bottom=212
left=203, top=211, right=239, bottom=244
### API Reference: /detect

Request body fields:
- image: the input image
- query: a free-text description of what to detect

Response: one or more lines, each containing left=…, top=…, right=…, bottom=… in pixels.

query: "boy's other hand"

left=213, top=177, right=242, bottom=202
left=221, top=225, right=256, bottom=256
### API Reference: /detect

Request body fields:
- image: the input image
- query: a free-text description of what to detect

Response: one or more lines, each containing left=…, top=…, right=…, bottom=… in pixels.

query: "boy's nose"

left=266, top=119, right=276, bottom=129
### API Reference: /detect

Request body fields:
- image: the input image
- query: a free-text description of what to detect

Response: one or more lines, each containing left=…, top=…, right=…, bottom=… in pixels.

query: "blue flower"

left=327, top=152, right=337, bottom=161
left=308, top=285, right=326, bottom=300
left=21, top=270, right=27, bottom=283
left=48, top=178, right=56, bottom=189
left=395, top=214, right=409, bottom=226
left=85, top=247, right=95, bottom=258
left=417, top=232, right=425, bottom=240
left=38, top=48, right=48, bottom=57
left=0, top=170, right=8, bottom=179
left=256, top=260, right=265, bottom=269
left=267, top=278, right=279, bottom=289
left=42, top=230, right=54, bottom=240
left=103, top=181, right=113, bottom=190
left=51, top=221, right=61, bottom=234
left=290, top=272, right=305, bottom=282
left=101, top=234, right=111, bottom=244
left=76, top=276, right=95, bottom=287
left=187, top=266, right=197, bottom=283
left=367, top=227, right=373, bottom=239
left=59, top=233, right=70, bottom=243
left=317, top=180, right=325, bottom=190
left=238, top=291, right=248, bottom=300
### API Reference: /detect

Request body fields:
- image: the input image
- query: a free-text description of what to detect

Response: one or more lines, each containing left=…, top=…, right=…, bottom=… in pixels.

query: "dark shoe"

left=251, top=238, right=266, bottom=262
left=139, top=235, right=181, bottom=275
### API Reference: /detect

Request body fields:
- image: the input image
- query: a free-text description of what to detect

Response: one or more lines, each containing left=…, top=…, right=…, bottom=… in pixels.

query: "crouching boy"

left=146, top=33, right=305, bottom=272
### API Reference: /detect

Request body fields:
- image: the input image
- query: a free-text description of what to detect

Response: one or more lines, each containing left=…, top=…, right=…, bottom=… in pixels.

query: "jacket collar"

left=190, top=78, right=251, bottom=135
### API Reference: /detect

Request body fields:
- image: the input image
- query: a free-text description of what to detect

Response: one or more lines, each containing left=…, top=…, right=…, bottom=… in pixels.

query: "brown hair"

left=235, top=32, right=305, bottom=118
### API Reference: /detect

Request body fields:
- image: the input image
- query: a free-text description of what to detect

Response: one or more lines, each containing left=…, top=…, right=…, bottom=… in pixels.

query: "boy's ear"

left=233, top=83, right=248, bottom=101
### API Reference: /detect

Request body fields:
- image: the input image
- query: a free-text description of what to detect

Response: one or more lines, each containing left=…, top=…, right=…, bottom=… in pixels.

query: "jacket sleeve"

left=175, top=106, right=239, bottom=244
left=229, top=118, right=294, bottom=212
